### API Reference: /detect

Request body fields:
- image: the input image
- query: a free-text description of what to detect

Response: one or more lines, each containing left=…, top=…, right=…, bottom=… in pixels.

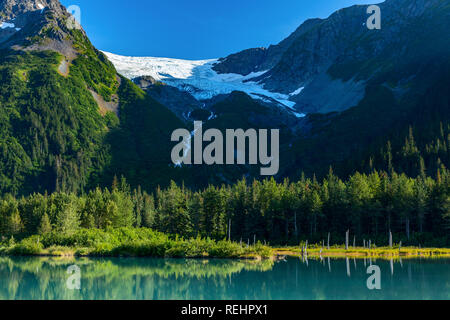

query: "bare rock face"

left=0, top=0, right=84, bottom=57
left=0, top=0, right=65, bottom=16
left=212, top=18, right=322, bottom=76
left=133, top=75, right=159, bottom=90
left=212, top=47, right=268, bottom=76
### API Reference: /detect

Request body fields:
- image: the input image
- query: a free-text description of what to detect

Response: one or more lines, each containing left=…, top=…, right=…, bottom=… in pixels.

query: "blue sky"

left=60, top=0, right=382, bottom=59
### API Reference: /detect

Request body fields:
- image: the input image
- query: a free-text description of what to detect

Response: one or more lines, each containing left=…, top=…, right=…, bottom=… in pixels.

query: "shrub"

left=9, top=236, right=43, bottom=255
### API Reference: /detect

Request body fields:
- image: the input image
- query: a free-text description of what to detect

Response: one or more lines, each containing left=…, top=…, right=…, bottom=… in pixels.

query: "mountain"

left=0, top=0, right=185, bottom=195
left=212, top=17, right=323, bottom=77
left=107, top=0, right=450, bottom=118
left=104, top=0, right=449, bottom=181
left=277, top=0, right=450, bottom=179
left=0, top=0, right=79, bottom=56
left=0, top=0, right=449, bottom=197
left=213, top=0, right=450, bottom=114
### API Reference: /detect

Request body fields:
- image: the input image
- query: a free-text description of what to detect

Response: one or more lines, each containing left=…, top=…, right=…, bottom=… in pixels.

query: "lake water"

left=0, top=256, right=448, bottom=300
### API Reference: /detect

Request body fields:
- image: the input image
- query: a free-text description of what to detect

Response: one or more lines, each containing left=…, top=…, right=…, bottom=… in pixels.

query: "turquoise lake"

left=0, top=256, right=448, bottom=300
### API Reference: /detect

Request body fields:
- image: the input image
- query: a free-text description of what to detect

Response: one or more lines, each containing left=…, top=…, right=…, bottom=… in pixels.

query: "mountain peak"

left=0, top=0, right=85, bottom=57
left=0, top=0, right=65, bottom=17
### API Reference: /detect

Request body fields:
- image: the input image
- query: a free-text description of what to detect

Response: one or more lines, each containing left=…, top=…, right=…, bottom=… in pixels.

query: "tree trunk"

left=345, top=230, right=349, bottom=250
left=327, top=232, right=330, bottom=250
left=389, top=230, right=393, bottom=248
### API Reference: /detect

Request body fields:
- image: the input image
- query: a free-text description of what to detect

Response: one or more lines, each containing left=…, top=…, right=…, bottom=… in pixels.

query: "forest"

left=1, top=165, right=449, bottom=249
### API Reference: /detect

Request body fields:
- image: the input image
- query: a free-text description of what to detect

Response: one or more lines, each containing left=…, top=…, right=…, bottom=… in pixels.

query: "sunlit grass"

left=274, top=245, right=450, bottom=259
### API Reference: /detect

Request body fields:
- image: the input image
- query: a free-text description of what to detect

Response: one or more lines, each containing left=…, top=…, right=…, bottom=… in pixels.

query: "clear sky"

left=60, top=0, right=383, bottom=60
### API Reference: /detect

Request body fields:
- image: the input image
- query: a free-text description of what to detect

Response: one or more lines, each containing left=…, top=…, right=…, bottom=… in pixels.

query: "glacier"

left=103, top=51, right=299, bottom=109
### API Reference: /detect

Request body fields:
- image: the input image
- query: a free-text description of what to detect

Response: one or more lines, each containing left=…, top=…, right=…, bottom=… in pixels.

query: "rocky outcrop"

left=89, top=89, right=119, bottom=117
left=133, top=77, right=204, bottom=121
left=0, top=0, right=83, bottom=57
left=0, top=0, right=66, bottom=16
left=212, top=47, right=268, bottom=76
left=133, top=75, right=158, bottom=90
left=212, top=18, right=322, bottom=76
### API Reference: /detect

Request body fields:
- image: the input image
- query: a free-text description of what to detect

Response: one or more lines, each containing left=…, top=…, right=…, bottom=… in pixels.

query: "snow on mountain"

left=0, top=22, right=16, bottom=29
left=103, top=51, right=298, bottom=109
left=290, top=87, right=304, bottom=96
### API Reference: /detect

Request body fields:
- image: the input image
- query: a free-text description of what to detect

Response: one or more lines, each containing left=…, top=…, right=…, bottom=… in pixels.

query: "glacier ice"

left=103, top=51, right=297, bottom=109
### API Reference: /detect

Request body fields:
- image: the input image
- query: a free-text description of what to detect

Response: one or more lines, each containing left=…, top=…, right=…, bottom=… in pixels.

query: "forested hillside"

left=0, top=42, right=117, bottom=194
left=0, top=1, right=187, bottom=195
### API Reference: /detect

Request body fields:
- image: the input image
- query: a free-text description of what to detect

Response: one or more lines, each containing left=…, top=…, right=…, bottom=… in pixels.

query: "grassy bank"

left=274, top=246, right=450, bottom=259
left=0, top=228, right=273, bottom=260
left=1, top=228, right=449, bottom=260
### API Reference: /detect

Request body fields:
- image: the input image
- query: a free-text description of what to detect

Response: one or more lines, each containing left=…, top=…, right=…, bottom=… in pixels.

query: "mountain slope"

left=213, top=0, right=450, bottom=114
left=0, top=0, right=184, bottom=195
left=203, top=0, right=450, bottom=181
left=0, top=0, right=118, bottom=194
left=0, top=0, right=449, bottom=197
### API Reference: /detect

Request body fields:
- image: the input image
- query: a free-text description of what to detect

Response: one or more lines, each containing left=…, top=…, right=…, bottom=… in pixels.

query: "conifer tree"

left=38, top=213, right=52, bottom=235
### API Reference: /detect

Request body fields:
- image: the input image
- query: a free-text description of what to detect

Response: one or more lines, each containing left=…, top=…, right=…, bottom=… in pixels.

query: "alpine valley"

left=0, top=0, right=449, bottom=247
left=0, top=0, right=448, bottom=195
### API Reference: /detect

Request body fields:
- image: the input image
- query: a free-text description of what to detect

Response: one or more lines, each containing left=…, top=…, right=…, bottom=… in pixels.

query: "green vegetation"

left=0, top=45, right=186, bottom=195
left=0, top=227, right=273, bottom=259
left=0, top=166, right=448, bottom=257
left=0, top=49, right=448, bottom=255
left=102, top=75, right=187, bottom=191
left=0, top=49, right=117, bottom=195
left=70, top=29, right=119, bottom=101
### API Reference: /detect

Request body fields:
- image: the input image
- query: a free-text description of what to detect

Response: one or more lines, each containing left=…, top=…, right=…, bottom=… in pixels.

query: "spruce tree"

left=38, top=213, right=52, bottom=235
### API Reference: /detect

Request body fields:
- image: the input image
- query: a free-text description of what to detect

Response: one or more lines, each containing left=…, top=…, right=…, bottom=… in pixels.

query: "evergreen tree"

left=7, top=209, right=24, bottom=237
left=55, top=198, right=80, bottom=236
left=38, top=213, right=52, bottom=235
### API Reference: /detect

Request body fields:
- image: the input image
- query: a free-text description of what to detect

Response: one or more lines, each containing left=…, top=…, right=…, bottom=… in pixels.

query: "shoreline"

left=273, top=247, right=450, bottom=260
left=2, top=246, right=450, bottom=260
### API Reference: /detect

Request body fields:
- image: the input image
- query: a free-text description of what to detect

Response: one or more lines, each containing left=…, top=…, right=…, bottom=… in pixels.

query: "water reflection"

left=0, top=257, right=448, bottom=300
